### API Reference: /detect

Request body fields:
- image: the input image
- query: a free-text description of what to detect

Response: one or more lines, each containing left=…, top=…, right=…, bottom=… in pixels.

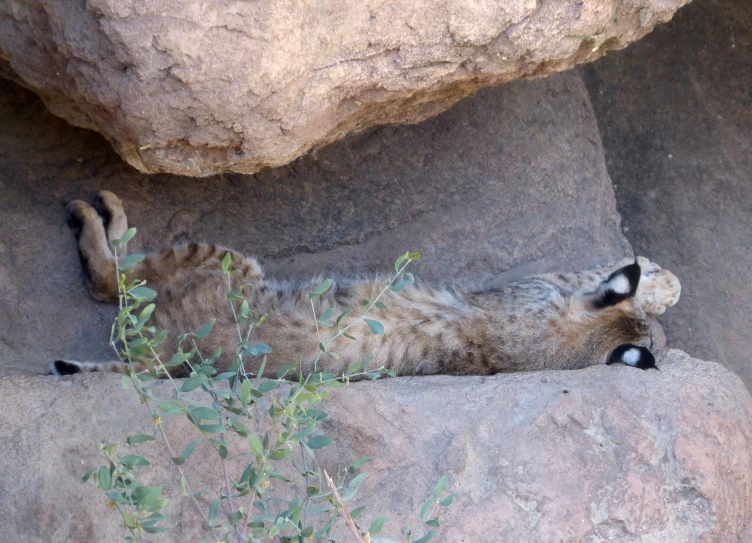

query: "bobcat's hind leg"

left=66, top=199, right=118, bottom=302
left=634, top=256, right=681, bottom=316
left=92, top=190, right=129, bottom=254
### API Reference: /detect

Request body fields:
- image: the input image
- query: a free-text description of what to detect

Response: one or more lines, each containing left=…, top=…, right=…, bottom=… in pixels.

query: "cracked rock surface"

left=0, top=0, right=688, bottom=175
left=2, top=349, right=751, bottom=541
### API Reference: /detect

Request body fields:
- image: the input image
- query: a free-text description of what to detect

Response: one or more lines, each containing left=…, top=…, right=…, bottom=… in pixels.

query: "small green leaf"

left=129, top=286, right=157, bottom=301
left=136, top=303, right=155, bottom=323
left=208, top=497, right=220, bottom=525
left=434, top=475, right=448, bottom=494
left=439, top=493, right=457, bottom=507
left=425, top=518, right=441, bottom=528
left=346, top=457, right=372, bottom=474
left=81, top=467, right=96, bottom=483
left=131, top=485, right=162, bottom=506
left=98, top=466, right=111, bottom=490
left=412, top=532, right=435, bottom=543
left=390, top=280, right=411, bottom=292
left=198, top=424, right=225, bottom=434
left=120, top=253, right=145, bottom=270
left=181, top=375, right=203, bottom=392
left=196, top=319, right=215, bottom=340
left=342, top=473, right=369, bottom=501
left=374, top=301, right=386, bottom=309
left=370, top=515, right=387, bottom=535
left=317, top=307, right=336, bottom=323
left=158, top=400, right=184, bottom=414
left=248, top=435, right=263, bottom=457
left=346, top=360, right=362, bottom=375
left=165, top=351, right=192, bottom=367
left=306, top=435, right=332, bottom=449
left=230, top=421, right=249, bottom=437
left=244, top=343, right=272, bottom=356
left=364, top=319, right=384, bottom=335
left=126, top=434, right=156, bottom=446
left=190, top=407, right=220, bottom=421
left=395, top=251, right=410, bottom=272
left=268, top=448, right=292, bottom=461
left=336, top=307, right=352, bottom=327
left=240, top=379, right=251, bottom=406
left=315, top=279, right=333, bottom=295
left=221, top=252, right=232, bottom=275
left=118, top=227, right=137, bottom=245
left=308, top=279, right=334, bottom=299
left=258, top=381, right=278, bottom=393
left=120, top=455, right=150, bottom=468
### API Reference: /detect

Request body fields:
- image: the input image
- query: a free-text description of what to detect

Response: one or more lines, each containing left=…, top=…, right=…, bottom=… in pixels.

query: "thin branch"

left=323, top=470, right=365, bottom=543
left=221, top=458, right=244, bottom=543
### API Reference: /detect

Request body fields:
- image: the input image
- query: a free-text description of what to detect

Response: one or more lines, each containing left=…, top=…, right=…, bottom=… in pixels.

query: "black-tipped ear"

left=50, top=360, right=82, bottom=375
left=591, top=261, right=641, bottom=309
left=607, top=344, right=658, bottom=370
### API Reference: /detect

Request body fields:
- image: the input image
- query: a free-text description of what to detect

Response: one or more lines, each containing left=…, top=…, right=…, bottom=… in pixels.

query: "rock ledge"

left=1, top=349, right=750, bottom=541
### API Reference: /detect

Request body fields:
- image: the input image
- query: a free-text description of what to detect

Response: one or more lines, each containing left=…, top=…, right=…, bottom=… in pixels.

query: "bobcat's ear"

left=588, top=261, right=641, bottom=309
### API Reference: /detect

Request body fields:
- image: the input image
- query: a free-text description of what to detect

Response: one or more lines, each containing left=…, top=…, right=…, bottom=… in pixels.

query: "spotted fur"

left=52, top=191, right=681, bottom=378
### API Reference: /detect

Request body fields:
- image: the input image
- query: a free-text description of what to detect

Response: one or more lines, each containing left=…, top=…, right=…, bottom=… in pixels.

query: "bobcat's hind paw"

left=635, top=256, right=681, bottom=316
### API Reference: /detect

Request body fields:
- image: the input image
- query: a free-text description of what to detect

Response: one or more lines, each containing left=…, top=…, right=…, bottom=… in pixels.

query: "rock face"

left=0, top=70, right=632, bottom=376
left=1, top=349, right=751, bottom=542
left=0, top=0, right=688, bottom=176
left=583, top=0, right=752, bottom=390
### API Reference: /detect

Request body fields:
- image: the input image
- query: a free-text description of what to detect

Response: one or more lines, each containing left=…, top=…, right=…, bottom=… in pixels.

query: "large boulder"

left=0, top=0, right=688, bottom=176
left=1, top=349, right=751, bottom=542
left=0, top=70, right=632, bottom=375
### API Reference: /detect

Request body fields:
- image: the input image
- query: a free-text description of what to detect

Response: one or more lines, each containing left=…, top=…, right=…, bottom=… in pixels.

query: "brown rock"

left=1, top=349, right=750, bottom=541
left=0, top=0, right=688, bottom=176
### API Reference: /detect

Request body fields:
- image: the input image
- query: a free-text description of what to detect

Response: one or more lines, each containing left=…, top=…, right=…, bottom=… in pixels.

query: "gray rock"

left=1, top=349, right=750, bottom=542
left=0, top=70, right=632, bottom=376
left=582, top=0, right=752, bottom=390
left=0, top=0, right=688, bottom=175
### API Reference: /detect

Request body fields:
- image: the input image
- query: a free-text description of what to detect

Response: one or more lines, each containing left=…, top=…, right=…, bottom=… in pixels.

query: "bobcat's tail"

left=49, top=359, right=147, bottom=375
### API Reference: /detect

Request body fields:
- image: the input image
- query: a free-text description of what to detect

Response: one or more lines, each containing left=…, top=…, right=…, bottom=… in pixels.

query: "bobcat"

left=51, top=191, right=681, bottom=378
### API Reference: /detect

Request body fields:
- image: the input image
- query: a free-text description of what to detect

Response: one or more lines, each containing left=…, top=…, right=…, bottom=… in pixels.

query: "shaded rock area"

left=0, top=0, right=688, bottom=176
left=583, top=0, right=752, bottom=389
left=1, top=350, right=751, bottom=542
left=0, top=70, right=632, bottom=376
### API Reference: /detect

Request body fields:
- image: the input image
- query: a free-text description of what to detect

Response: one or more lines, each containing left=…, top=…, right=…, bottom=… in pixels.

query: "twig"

left=323, top=470, right=365, bottom=543
left=239, top=487, right=258, bottom=540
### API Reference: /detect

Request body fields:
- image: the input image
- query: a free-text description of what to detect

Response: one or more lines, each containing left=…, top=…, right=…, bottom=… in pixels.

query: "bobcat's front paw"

left=635, top=256, right=681, bottom=316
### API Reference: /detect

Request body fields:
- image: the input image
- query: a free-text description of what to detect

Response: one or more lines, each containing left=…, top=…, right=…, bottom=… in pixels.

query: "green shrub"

left=82, top=228, right=453, bottom=543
